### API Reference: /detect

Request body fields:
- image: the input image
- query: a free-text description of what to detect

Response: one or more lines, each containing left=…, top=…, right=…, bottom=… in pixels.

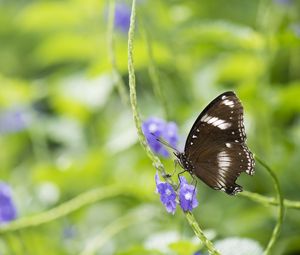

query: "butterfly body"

left=176, top=91, right=255, bottom=195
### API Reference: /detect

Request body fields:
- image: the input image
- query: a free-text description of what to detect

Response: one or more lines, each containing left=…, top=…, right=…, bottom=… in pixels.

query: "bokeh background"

left=0, top=0, right=300, bottom=254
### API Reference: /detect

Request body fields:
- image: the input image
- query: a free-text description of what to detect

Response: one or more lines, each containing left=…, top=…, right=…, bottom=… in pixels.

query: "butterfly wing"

left=184, top=91, right=255, bottom=195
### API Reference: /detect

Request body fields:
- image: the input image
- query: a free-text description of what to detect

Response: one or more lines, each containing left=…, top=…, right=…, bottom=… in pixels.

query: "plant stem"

left=240, top=190, right=300, bottom=209
left=255, top=155, right=284, bottom=255
left=185, top=212, right=220, bottom=255
left=127, top=1, right=219, bottom=254
left=0, top=186, right=121, bottom=233
left=127, top=0, right=168, bottom=178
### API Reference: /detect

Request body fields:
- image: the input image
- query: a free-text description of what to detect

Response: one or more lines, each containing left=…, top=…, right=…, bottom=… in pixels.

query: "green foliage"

left=0, top=0, right=300, bottom=254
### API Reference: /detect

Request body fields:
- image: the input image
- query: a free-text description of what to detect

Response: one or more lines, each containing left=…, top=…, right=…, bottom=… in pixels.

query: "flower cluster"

left=142, top=117, right=179, bottom=157
left=155, top=173, right=198, bottom=214
left=0, top=182, right=17, bottom=224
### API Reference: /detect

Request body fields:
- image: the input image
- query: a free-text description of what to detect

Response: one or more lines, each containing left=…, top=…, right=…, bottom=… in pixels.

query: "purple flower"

left=155, top=173, right=176, bottom=214
left=114, top=3, right=131, bottom=33
left=0, top=109, right=27, bottom=134
left=0, top=182, right=17, bottom=224
left=142, top=117, right=179, bottom=157
left=179, top=176, right=198, bottom=212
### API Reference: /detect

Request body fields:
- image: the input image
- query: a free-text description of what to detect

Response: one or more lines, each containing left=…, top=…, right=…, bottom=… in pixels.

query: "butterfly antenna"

left=150, top=133, right=179, bottom=153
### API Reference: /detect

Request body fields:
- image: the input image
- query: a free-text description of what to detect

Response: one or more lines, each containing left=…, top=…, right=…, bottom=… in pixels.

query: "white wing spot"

left=226, top=143, right=232, bottom=148
left=207, top=117, right=218, bottom=124
left=202, top=114, right=212, bottom=122
left=192, top=135, right=197, bottom=138
left=232, top=131, right=235, bottom=135
left=190, top=142, right=193, bottom=145
left=203, top=116, right=232, bottom=130
left=222, top=95, right=227, bottom=100
left=218, top=151, right=231, bottom=171
left=214, top=119, right=225, bottom=126
left=218, top=122, right=231, bottom=129
left=201, top=114, right=208, bottom=122
left=223, top=99, right=235, bottom=108
left=196, top=129, right=200, bottom=132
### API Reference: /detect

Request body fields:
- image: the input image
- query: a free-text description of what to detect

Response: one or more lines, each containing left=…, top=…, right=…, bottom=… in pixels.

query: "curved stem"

left=0, top=186, right=121, bottom=234
left=127, top=2, right=219, bottom=254
left=127, top=0, right=168, bottom=179
left=239, top=190, right=300, bottom=209
left=185, top=212, right=220, bottom=255
left=107, top=0, right=129, bottom=105
left=255, top=155, right=284, bottom=255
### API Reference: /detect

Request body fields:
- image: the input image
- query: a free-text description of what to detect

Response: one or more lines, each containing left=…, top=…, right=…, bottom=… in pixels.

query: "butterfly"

left=174, top=91, right=255, bottom=195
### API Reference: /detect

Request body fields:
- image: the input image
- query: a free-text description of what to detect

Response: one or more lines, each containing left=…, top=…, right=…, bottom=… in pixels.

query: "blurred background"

left=0, top=0, right=300, bottom=254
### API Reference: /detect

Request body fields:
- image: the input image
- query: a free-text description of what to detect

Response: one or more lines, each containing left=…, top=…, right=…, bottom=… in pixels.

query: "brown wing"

left=184, top=91, right=255, bottom=195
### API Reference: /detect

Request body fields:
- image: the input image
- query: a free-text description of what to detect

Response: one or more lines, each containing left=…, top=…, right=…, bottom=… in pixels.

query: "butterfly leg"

left=175, top=170, right=187, bottom=190
left=163, top=159, right=179, bottom=179
left=190, top=175, right=198, bottom=201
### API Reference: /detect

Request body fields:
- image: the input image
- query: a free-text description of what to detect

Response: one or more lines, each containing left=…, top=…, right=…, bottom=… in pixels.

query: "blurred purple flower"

left=274, top=0, right=293, bottom=5
left=179, top=176, right=198, bottom=212
left=194, top=251, right=202, bottom=255
left=63, top=224, right=77, bottom=239
left=0, top=109, right=27, bottom=134
left=0, top=182, right=17, bottom=224
left=142, top=117, right=179, bottom=157
left=155, top=173, right=177, bottom=214
left=291, top=24, right=300, bottom=38
left=114, top=3, right=131, bottom=33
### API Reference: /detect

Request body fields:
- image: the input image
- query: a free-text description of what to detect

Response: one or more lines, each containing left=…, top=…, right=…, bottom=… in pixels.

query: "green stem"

left=255, top=155, right=284, bottom=255
left=107, top=0, right=129, bottom=105
left=240, top=190, right=300, bottom=209
left=185, top=212, right=220, bottom=255
left=127, top=0, right=168, bottom=178
left=0, top=186, right=121, bottom=233
left=127, top=2, right=219, bottom=254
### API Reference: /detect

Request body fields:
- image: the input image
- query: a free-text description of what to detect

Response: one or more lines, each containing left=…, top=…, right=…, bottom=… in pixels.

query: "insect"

left=174, top=91, right=255, bottom=195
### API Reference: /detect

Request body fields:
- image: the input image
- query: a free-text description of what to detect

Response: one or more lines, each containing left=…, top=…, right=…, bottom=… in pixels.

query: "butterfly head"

left=174, top=152, right=194, bottom=175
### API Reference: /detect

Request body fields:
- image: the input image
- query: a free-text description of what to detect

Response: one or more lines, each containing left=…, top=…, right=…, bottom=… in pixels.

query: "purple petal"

left=179, top=176, right=188, bottom=186
left=0, top=182, right=17, bottom=224
left=155, top=172, right=161, bottom=186
left=165, top=199, right=177, bottom=214
left=179, top=180, right=198, bottom=212
left=154, top=174, right=177, bottom=214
